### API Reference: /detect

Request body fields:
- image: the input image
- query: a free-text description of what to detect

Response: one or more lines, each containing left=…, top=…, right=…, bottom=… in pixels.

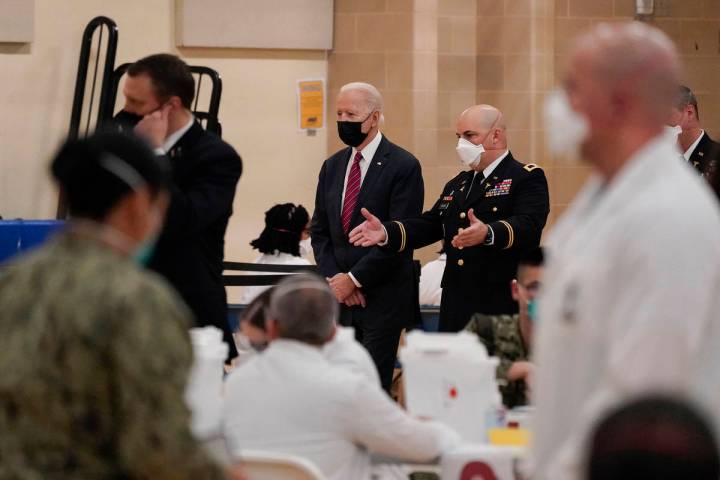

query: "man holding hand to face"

left=311, top=82, right=424, bottom=392
left=113, top=54, right=242, bottom=361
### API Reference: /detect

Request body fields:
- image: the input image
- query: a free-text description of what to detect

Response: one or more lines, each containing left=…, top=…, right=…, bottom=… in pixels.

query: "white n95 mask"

left=544, top=89, right=590, bottom=158
left=456, top=137, right=485, bottom=168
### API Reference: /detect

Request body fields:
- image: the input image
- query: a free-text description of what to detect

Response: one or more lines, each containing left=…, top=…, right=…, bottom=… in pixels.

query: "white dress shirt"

left=481, top=149, right=508, bottom=179
left=341, top=131, right=383, bottom=205
left=532, top=135, right=720, bottom=479
left=683, top=130, right=705, bottom=161
left=344, top=132, right=383, bottom=287
left=419, top=254, right=446, bottom=306
left=154, top=115, right=195, bottom=155
left=239, top=252, right=311, bottom=304
left=222, top=339, right=460, bottom=480
left=322, top=326, right=381, bottom=386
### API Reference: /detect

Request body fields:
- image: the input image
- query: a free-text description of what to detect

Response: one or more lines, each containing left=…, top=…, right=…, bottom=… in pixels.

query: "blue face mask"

left=527, top=299, right=538, bottom=323
left=132, top=235, right=158, bottom=266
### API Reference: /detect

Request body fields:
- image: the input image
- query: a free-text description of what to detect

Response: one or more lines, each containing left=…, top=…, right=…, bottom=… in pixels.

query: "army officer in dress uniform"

left=350, top=105, right=550, bottom=332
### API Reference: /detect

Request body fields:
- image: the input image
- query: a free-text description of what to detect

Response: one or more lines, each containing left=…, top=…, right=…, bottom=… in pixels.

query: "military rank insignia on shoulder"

left=523, top=163, right=541, bottom=172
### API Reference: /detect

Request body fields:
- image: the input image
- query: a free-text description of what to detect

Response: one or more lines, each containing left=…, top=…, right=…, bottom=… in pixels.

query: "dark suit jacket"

left=688, top=131, right=720, bottom=178
left=383, top=152, right=550, bottom=331
left=149, top=121, right=242, bottom=356
left=311, top=135, right=424, bottom=329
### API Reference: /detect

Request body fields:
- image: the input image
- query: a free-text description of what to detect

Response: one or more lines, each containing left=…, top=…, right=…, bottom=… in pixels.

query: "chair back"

left=239, top=449, right=328, bottom=480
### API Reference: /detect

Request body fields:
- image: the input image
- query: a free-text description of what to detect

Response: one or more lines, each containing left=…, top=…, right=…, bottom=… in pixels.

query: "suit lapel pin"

left=376, top=161, right=382, bottom=165
left=699, top=151, right=705, bottom=157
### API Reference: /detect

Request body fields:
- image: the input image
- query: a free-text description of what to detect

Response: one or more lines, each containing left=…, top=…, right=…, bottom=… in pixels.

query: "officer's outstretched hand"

left=349, top=208, right=387, bottom=246
left=452, top=208, right=489, bottom=248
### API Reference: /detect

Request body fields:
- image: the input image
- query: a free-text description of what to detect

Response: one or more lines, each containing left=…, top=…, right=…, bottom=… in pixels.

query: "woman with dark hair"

left=240, top=203, right=312, bottom=303
left=0, top=132, right=240, bottom=479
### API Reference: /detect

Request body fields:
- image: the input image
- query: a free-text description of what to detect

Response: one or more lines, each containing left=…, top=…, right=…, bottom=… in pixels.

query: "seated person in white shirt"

left=240, top=203, right=312, bottom=304
left=234, top=285, right=380, bottom=385
left=223, top=274, right=460, bottom=480
left=419, top=245, right=446, bottom=307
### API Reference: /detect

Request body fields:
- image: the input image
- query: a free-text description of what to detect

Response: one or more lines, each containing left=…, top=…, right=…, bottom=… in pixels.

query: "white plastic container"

left=441, top=444, right=526, bottom=480
left=400, top=331, right=500, bottom=442
left=185, top=326, right=228, bottom=439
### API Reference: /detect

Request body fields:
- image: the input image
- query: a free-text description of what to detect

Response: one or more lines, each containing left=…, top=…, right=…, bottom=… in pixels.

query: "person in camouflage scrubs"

left=0, top=133, right=230, bottom=479
left=465, top=247, right=544, bottom=408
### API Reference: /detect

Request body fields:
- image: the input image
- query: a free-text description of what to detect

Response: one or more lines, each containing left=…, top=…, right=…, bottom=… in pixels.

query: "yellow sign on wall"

left=297, top=79, right=325, bottom=130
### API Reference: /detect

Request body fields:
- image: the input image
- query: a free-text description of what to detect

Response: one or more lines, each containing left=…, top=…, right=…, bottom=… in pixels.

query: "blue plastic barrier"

left=0, top=220, right=65, bottom=263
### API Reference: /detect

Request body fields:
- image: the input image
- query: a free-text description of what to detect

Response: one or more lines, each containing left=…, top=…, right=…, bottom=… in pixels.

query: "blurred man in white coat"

left=533, top=22, right=720, bottom=480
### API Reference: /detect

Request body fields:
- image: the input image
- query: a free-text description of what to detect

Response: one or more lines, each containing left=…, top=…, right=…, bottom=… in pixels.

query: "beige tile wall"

left=327, top=0, right=720, bottom=261
left=328, top=0, right=481, bottom=263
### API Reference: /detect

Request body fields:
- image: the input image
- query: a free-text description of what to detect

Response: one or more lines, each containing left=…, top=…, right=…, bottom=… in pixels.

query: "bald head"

left=459, top=105, right=504, bottom=131
left=455, top=104, right=507, bottom=170
left=569, top=22, right=680, bottom=120
left=561, top=22, right=680, bottom=177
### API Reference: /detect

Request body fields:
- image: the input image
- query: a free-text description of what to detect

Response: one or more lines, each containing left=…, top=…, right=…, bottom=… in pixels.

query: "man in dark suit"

left=670, top=85, right=720, bottom=178
left=350, top=105, right=549, bottom=332
left=114, top=54, right=242, bottom=360
left=311, top=82, right=424, bottom=391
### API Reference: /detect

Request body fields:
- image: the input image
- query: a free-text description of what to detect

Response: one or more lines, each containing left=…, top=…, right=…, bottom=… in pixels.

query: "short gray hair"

left=675, top=85, right=699, bottom=120
left=268, top=274, right=338, bottom=346
left=339, top=82, right=384, bottom=113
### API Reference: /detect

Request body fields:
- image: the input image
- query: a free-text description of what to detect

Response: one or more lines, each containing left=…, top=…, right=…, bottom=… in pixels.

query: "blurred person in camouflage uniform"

left=465, top=247, right=544, bottom=408
left=0, top=132, right=243, bottom=480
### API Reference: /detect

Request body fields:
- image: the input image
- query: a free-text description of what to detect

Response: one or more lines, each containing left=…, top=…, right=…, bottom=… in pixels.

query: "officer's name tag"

left=486, top=179, right=512, bottom=197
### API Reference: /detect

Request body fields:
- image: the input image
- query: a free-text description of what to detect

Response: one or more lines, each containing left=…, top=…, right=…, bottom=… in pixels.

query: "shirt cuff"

left=348, top=272, right=362, bottom=288
left=484, top=225, right=495, bottom=246
left=153, top=147, right=166, bottom=156
left=378, top=225, right=389, bottom=246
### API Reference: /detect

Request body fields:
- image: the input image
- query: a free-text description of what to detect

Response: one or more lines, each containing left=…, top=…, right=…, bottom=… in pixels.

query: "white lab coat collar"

left=265, top=338, right=326, bottom=358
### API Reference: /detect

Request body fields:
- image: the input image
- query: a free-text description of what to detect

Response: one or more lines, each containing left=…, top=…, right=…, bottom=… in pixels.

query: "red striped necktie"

left=341, top=151, right=363, bottom=234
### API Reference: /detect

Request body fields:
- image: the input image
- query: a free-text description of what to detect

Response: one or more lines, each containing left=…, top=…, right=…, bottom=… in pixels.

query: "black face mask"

left=337, top=112, right=374, bottom=147
left=112, top=110, right=144, bottom=133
